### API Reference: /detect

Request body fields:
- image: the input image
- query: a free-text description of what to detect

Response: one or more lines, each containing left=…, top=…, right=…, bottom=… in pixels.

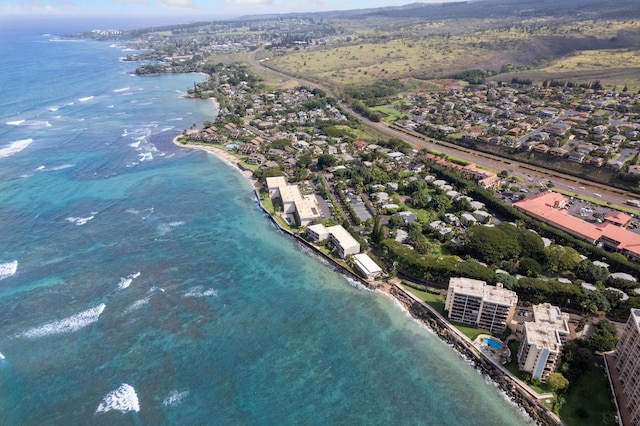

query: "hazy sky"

left=0, top=0, right=460, bottom=19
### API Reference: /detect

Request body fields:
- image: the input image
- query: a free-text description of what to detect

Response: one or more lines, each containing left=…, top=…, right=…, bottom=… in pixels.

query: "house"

left=533, top=144, right=550, bottom=154
left=568, top=152, right=586, bottom=163
left=460, top=213, right=477, bottom=226
left=588, top=157, right=605, bottom=167
left=395, top=211, right=418, bottom=224
left=246, top=153, right=265, bottom=165
left=472, top=210, right=492, bottom=224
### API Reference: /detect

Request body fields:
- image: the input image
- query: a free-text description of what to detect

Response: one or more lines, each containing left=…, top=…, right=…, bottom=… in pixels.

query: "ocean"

left=0, top=18, right=530, bottom=425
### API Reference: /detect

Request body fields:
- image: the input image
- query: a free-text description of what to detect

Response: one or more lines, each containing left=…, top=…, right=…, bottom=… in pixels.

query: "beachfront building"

left=327, top=225, right=360, bottom=259
left=615, top=309, right=640, bottom=425
left=306, top=224, right=360, bottom=259
left=444, top=277, right=518, bottom=334
left=517, top=303, right=570, bottom=382
left=352, top=253, right=383, bottom=280
left=266, top=176, right=321, bottom=227
left=306, top=223, right=329, bottom=242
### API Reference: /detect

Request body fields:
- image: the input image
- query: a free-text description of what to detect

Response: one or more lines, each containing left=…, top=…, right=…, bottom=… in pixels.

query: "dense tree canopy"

left=587, top=319, right=618, bottom=352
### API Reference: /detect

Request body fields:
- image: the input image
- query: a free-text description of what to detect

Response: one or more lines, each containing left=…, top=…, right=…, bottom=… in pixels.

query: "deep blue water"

left=0, top=18, right=530, bottom=425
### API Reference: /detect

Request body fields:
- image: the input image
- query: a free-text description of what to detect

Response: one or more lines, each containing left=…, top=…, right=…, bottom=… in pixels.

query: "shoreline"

left=173, top=137, right=558, bottom=425
left=172, top=136, right=255, bottom=185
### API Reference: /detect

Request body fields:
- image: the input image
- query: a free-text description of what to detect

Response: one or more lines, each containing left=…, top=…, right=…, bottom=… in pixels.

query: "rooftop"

left=524, top=321, right=562, bottom=352
left=449, top=277, right=518, bottom=306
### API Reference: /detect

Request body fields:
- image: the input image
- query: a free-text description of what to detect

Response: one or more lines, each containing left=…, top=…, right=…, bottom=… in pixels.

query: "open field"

left=264, top=18, right=640, bottom=89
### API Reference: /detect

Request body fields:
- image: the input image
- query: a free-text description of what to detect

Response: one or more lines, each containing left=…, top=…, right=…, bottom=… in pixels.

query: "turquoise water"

left=482, top=337, right=504, bottom=349
left=0, top=18, right=530, bottom=424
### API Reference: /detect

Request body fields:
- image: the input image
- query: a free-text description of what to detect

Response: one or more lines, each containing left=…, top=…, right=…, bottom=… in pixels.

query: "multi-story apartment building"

left=616, top=309, right=640, bottom=425
left=517, top=303, right=570, bottom=382
left=444, top=277, right=517, bottom=334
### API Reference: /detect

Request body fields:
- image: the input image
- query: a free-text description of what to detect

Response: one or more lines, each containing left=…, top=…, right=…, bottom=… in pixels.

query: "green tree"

left=317, top=154, right=337, bottom=170
left=575, top=259, right=609, bottom=284
left=545, top=244, right=581, bottom=274
left=297, top=154, right=313, bottom=169
left=587, top=319, right=618, bottom=352
left=546, top=372, right=569, bottom=392
left=519, top=257, right=542, bottom=277
left=465, top=226, right=521, bottom=264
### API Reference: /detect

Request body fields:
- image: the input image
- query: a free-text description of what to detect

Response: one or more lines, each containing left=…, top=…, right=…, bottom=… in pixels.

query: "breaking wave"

left=184, top=286, right=218, bottom=298
left=0, top=139, right=33, bottom=158
left=17, top=304, right=106, bottom=338
left=162, top=389, right=189, bottom=407
left=118, top=272, right=141, bottom=289
left=0, top=260, right=18, bottom=280
left=95, top=383, right=140, bottom=414
left=66, top=215, right=94, bottom=226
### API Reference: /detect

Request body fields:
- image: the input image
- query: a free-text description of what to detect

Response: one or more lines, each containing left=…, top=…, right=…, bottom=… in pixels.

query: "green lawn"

left=451, top=322, right=486, bottom=341
left=370, top=105, right=408, bottom=122
left=560, top=357, right=617, bottom=426
left=405, top=287, right=446, bottom=316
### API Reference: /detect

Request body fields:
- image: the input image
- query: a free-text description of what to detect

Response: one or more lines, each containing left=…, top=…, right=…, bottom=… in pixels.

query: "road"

left=247, top=49, right=640, bottom=213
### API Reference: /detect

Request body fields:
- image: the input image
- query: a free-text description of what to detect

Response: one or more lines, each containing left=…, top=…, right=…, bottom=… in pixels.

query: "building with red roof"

left=514, top=192, right=640, bottom=262
left=605, top=211, right=633, bottom=228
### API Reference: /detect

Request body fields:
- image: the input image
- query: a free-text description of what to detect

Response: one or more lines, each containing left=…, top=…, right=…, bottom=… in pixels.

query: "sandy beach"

left=172, top=136, right=256, bottom=185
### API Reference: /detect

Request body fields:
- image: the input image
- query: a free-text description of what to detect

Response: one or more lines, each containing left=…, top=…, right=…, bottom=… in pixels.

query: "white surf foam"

left=138, top=152, right=153, bottom=162
left=36, top=165, right=46, bottom=171
left=122, top=296, right=151, bottom=315
left=0, top=139, right=33, bottom=158
left=157, top=221, right=185, bottom=236
left=0, top=352, right=4, bottom=360
left=95, top=383, right=140, bottom=414
left=0, top=261, right=18, bottom=280
left=66, top=215, right=94, bottom=226
left=78, top=96, right=94, bottom=102
left=129, top=141, right=140, bottom=148
left=6, top=119, right=25, bottom=126
left=50, top=164, right=74, bottom=171
left=17, top=303, right=106, bottom=339
left=162, top=389, right=189, bottom=407
left=47, top=106, right=59, bottom=112
left=184, top=286, right=218, bottom=298
left=118, top=272, right=141, bottom=289
left=113, top=87, right=130, bottom=93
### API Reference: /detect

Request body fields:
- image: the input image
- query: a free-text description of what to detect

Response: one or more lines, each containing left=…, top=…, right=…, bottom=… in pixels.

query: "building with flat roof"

left=514, top=192, right=640, bottom=262
left=615, top=309, right=640, bottom=426
left=353, top=253, right=383, bottom=280
left=306, top=224, right=329, bottom=242
left=517, top=303, right=570, bottom=382
left=327, top=225, right=360, bottom=259
left=266, top=176, right=321, bottom=227
left=445, top=277, right=518, bottom=334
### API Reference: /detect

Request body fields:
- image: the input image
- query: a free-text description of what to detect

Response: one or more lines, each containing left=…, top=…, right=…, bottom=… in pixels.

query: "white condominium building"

left=305, top=224, right=360, bottom=259
left=616, top=309, right=640, bottom=426
left=266, top=176, right=321, bottom=227
left=517, top=303, right=570, bottom=382
left=444, top=277, right=518, bottom=334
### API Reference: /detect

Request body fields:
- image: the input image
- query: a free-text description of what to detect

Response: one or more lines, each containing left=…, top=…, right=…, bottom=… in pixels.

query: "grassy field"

left=560, top=357, right=617, bottom=426
left=370, top=105, right=407, bottom=122
left=265, top=18, right=640, bottom=89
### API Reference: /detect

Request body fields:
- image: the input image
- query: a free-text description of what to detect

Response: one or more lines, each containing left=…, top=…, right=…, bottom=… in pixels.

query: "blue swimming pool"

left=482, top=337, right=503, bottom=349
